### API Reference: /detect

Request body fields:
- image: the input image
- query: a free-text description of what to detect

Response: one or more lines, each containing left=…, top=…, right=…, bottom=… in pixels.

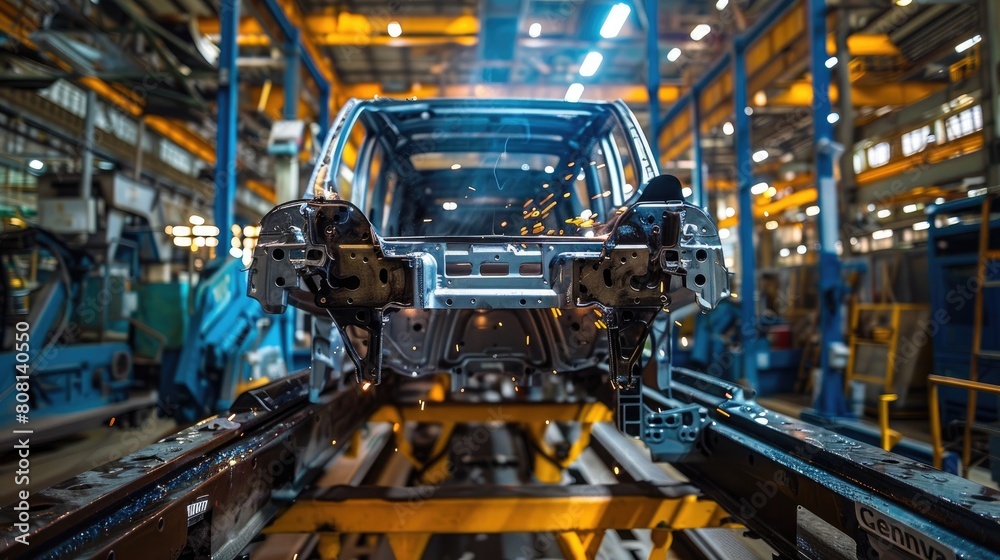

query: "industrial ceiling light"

left=189, top=214, right=205, bottom=226
left=750, top=182, right=768, bottom=195
left=827, top=113, right=840, bottom=123
left=753, top=91, right=767, bottom=106
left=600, top=3, right=631, bottom=38
left=28, top=159, right=43, bottom=170
left=765, top=220, right=779, bottom=230
left=451, top=163, right=462, bottom=170
left=387, top=21, right=402, bottom=38
left=955, top=35, right=981, bottom=53
left=912, top=221, right=930, bottom=231
left=564, top=83, right=585, bottom=102
left=779, top=248, right=791, bottom=257
left=666, top=47, right=682, bottom=62
left=752, top=149, right=769, bottom=162
left=877, top=208, right=891, bottom=219
left=690, top=24, right=711, bottom=41
left=722, top=121, right=734, bottom=135
left=872, top=229, right=893, bottom=240
left=579, top=51, right=603, bottom=77
left=825, top=56, right=838, bottom=68
left=797, top=244, right=807, bottom=254
left=805, top=205, right=820, bottom=217
left=716, top=0, right=729, bottom=10
left=528, top=22, right=541, bottom=38
left=895, top=0, right=912, bottom=5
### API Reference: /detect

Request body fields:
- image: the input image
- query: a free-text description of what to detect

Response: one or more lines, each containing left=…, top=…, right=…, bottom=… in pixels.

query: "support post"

left=690, top=89, right=706, bottom=209
left=275, top=29, right=301, bottom=204
left=809, top=0, right=847, bottom=417
left=214, top=0, right=239, bottom=256
left=645, top=0, right=660, bottom=163
left=80, top=89, right=96, bottom=199
left=733, top=45, right=758, bottom=391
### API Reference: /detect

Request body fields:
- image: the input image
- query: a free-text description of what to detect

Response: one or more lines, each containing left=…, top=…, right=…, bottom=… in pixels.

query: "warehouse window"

left=901, top=126, right=931, bottom=157
left=867, top=142, right=891, bottom=168
left=944, top=105, right=983, bottom=141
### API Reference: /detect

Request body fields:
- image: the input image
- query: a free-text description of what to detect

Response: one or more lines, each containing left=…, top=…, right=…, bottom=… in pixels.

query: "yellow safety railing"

left=928, top=374, right=1000, bottom=472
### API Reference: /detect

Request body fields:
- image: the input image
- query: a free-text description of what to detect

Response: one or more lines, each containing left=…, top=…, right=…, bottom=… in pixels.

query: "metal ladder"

left=964, top=194, right=999, bottom=471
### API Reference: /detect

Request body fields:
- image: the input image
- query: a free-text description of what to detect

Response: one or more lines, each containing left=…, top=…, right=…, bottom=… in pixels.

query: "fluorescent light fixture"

left=903, top=203, right=918, bottom=213
left=192, top=225, right=220, bottom=237
left=825, top=56, right=838, bottom=68
left=895, top=0, right=912, bottom=5
left=765, top=220, right=779, bottom=230
left=442, top=201, right=458, bottom=211
left=28, top=159, right=43, bottom=170
left=722, top=121, right=734, bottom=135
left=579, top=51, right=603, bottom=77
left=935, top=197, right=946, bottom=205
left=867, top=203, right=876, bottom=211
left=827, top=113, right=840, bottom=123
left=206, top=237, right=218, bottom=247
left=451, top=163, right=462, bottom=170
left=682, top=186, right=693, bottom=198
left=528, top=22, right=541, bottom=38
left=690, top=24, right=711, bottom=41
left=719, top=228, right=731, bottom=239
left=872, top=229, right=894, bottom=240
left=725, top=206, right=736, bottom=218
left=387, top=21, right=402, bottom=38
left=955, top=35, right=981, bottom=53
left=189, top=214, right=205, bottom=225
left=754, top=91, right=767, bottom=106
left=600, top=3, right=631, bottom=38
left=912, top=221, right=930, bottom=231
left=744, top=106, right=754, bottom=116
left=229, top=247, right=242, bottom=259
left=716, top=0, right=729, bottom=10
left=171, top=225, right=191, bottom=237
left=173, top=236, right=192, bottom=247
left=752, top=149, right=769, bottom=163
left=805, top=205, right=820, bottom=217
left=565, top=82, right=585, bottom=102
left=544, top=165, right=555, bottom=173
left=750, top=182, right=768, bottom=195
left=666, top=47, right=682, bottom=62
left=779, top=248, right=791, bottom=257
left=877, top=208, right=891, bottom=219
left=797, top=244, right=807, bottom=254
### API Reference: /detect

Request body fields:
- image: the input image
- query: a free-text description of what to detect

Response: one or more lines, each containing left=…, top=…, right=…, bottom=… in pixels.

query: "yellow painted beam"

left=334, top=82, right=682, bottom=105
left=198, top=13, right=478, bottom=47
left=766, top=81, right=945, bottom=108
left=266, top=486, right=724, bottom=534
left=371, top=401, right=612, bottom=425
left=830, top=34, right=901, bottom=57
left=717, top=186, right=818, bottom=229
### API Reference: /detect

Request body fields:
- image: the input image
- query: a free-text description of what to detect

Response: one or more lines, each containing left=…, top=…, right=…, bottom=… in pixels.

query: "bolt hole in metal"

left=519, top=299, right=527, bottom=305
left=695, top=249, right=708, bottom=262
left=446, top=299, right=454, bottom=306
left=275, top=277, right=285, bottom=287
left=157, top=517, right=165, bottom=532
left=271, top=248, right=285, bottom=260
left=694, top=274, right=706, bottom=287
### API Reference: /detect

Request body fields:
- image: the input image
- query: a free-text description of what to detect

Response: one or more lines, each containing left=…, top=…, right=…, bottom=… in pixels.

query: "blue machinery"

left=653, top=0, right=847, bottom=417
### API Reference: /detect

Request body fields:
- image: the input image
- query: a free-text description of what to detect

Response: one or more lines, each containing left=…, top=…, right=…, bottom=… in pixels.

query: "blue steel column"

left=809, top=0, right=847, bottom=416
left=214, top=0, right=239, bottom=254
left=733, top=45, right=758, bottom=391
left=283, top=30, right=301, bottom=120
left=690, top=89, right=706, bottom=208
left=645, top=0, right=660, bottom=163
